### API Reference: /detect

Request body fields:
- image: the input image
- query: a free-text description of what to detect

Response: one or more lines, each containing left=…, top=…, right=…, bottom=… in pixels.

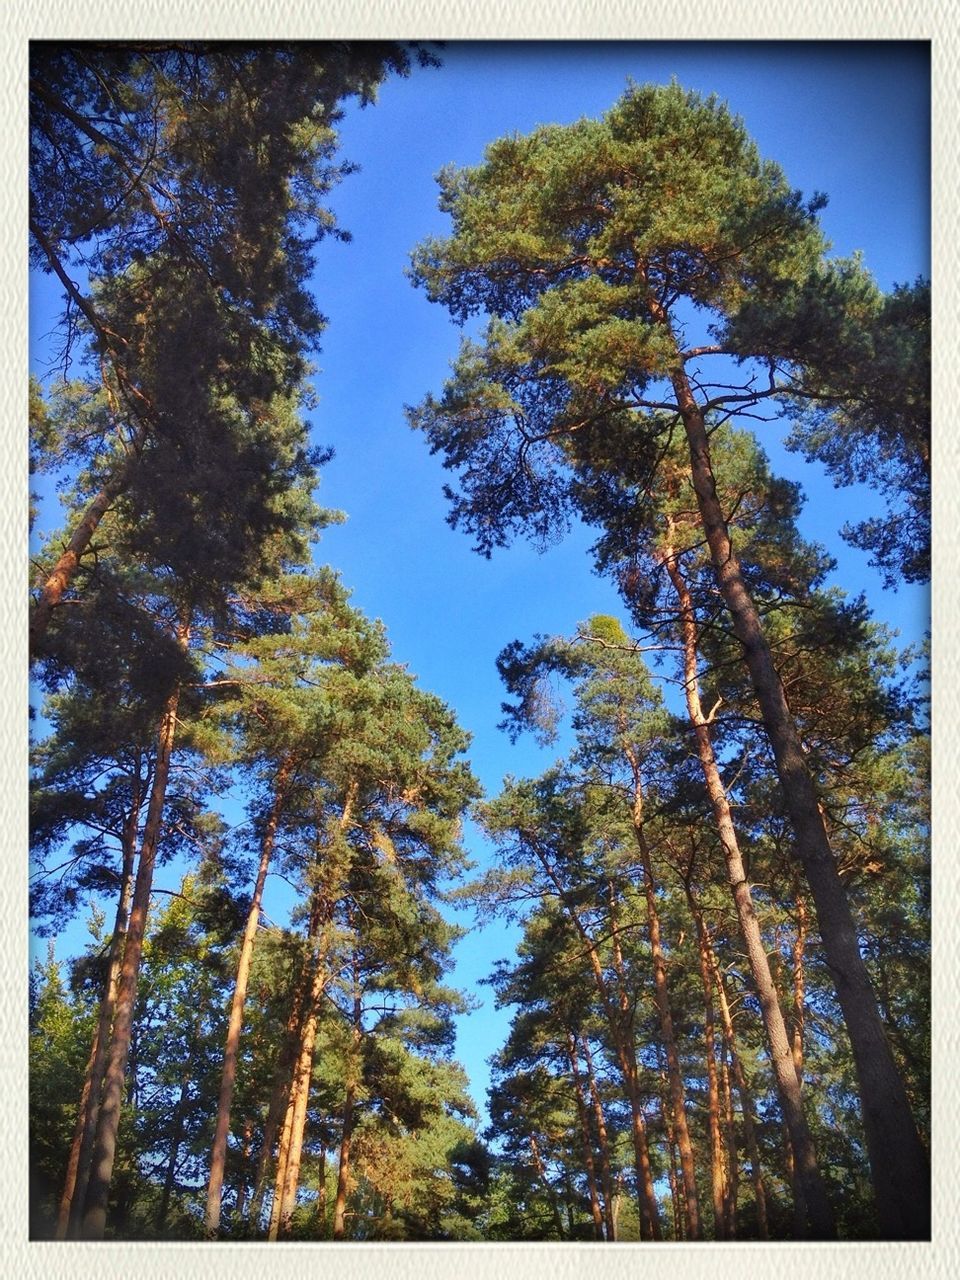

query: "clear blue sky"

left=30, top=41, right=931, bottom=1125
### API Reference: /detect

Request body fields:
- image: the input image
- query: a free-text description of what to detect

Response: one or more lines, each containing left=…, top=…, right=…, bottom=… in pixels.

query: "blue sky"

left=30, top=41, right=931, bottom=1125
left=291, top=41, right=931, bottom=1117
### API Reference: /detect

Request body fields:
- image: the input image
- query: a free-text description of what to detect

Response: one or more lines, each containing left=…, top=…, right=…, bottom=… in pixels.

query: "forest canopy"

left=28, top=44, right=930, bottom=1245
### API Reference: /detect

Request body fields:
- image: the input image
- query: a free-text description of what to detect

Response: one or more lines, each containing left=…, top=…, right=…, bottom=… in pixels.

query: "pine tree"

left=29, top=43, right=436, bottom=642
left=409, top=82, right=929, bottom=1237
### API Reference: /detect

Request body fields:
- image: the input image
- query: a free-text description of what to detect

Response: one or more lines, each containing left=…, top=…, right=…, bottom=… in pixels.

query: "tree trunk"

left=782, top=1125, right=807, bottom=1240
left=254, top=908, right=329, bottom=1234
left=719, top=1043, right=738, bottom=1237
left=601, top=880, right=662, bottom=1241
left=621, top=796, right=701, bottom=1240
left=581, top=1035, right=617, bottom=1242
left=30, top=483, right=112, bottom=649
left=777, top=907, right=812, bottom=1235
left=266, top=996, right=309, bottom=1239
left=658, top=1067, right=683, bottom=1241
left=687, top=883, right=728, bottom=1239
left=791, top=894, right=809, bottom=1079
left=567, top=1032, right=604, bottom=1240
left=333, top=978, right=362, bottom=1241
left=531, top=852, right=661, bottom=1239
left=332, top=1081, right=356, bottom=1240
left=57, top=785, right=140, bottom=1239
left=81, top=620, right=188, bottom=1239
left=246, top=1064, right=293, bottom=1234
left=710, top=953, right=769, bottom=1239
left=661, top=536, right=834, bottom=1237
left=235, top=1119, right=254, bottom=1227
left=315, top=1143, right=327, bottom=1236
left=269, top=786, right=357, bottom=1240
left=268, top=929, right=329, bottom=1239
left=205, top=754, right=296, bottom=1236
left=155, top=1028, right=198, bottom=1233
left=529, top=1133, right=564, bottom=1240
left=27, top=214, right=154, bottom=653
left=659, top=339, right=930, bottom=1238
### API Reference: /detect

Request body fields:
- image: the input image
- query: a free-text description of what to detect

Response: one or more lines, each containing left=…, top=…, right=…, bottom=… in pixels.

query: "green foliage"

left=29, top=950, right=95, bottom=1234
left=409, top=79, right=927, bottom=593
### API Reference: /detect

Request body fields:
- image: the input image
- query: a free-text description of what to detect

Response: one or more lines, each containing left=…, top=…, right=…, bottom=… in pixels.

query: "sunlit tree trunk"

left=685, top=882, right=728, bottom=1239
left=265, top=962, right=313, bottom=1239
left=656, top=328, right=929, bottom=1238
left=621, top=794, right=701, bottom=1239
left=719, top=1043, right=738, bottom=1236
left=661, top=536, right=833, bottom=1237
left=709, top=952, right=769, bottom=1239
left=205, top=754, right=296, bottom=1236
left=333, top=973, right=362, bottom=1241
left=28, top=429, right=145, bottom=653
left=268, top=922, right=331, bottom=1239
left=57, top=782, right=141, bottom=1238
left=270, top=786, right=357, bottom=1240
left=81, top=618, right=189, bottom=1239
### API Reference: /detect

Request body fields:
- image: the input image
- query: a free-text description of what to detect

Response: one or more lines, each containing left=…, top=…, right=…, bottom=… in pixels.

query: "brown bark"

left=581, top=1035, right=617, bottom=1242
left=661, top=535, right=834, bottom=1238
left=30, top=464, right=135, bottom=651
left=333, top=977, right=362, bottom=1240
left=567, top=1033, right=604, bottom=1240
left=57, top=784, right=140, bottom=1238
left=315, top=1144, right=328, bottom=1235
left=782, top=1125, right=807, bottom=1239
left=80, top=620, right=188, bottom=1239
left=266, top=985, right=310, bottom=1239
left=657, top=331, right=930, bottom=1237
left=658, top=1068, right=683, bottom=1240
left=269, top=786, right=357, bottom=1240
left=687, top=883, right=770, bottom=1238
left=268, top=925, right=330, bottom=1239
left=28, top=213, right=155, bottom=653
left=710, top=957, right=769, bottom=1239
left=791, top=894, right=809, bottom=1079
left=687, top=884, right=728, bottom=1238
left=527, top=844, right=661, bottom=1239
left=235, top=1119, right=254, bottom=1226
left=247, top=1064, right=293, bottom=1233
left=719, top=1045, right=738, bottom=1237
left=529, top=1133, right=564, bottom=1239
left=777, top=907, right=813, bottom=1235
left=205, top=754, right=296, bottom=1236
left=621, top=784, right=701, bottom=1240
